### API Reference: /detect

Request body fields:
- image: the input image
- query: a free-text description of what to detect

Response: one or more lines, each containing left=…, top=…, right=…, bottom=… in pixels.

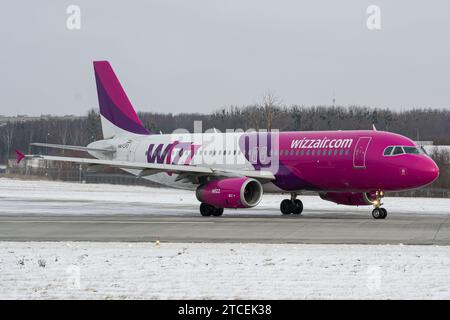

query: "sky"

left=1, top=0, right=449, bottom=116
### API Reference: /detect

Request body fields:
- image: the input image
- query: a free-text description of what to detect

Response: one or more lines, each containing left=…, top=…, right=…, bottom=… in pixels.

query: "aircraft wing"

left=30, top=143, right=114, bottom=153
left=18, top=153, right=276, bottom=181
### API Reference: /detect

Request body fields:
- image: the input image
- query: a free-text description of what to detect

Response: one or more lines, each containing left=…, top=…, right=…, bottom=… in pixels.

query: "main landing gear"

left=371, top=190, right=387, bottom=219
left=280, top=193, right=303, bottom=215
left=200, top=203, right=224, bottom=217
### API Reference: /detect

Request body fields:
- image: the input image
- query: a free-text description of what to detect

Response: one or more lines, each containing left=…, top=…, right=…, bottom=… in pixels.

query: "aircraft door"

left=353, top=137, right=371, bottom=169
left=128, top=141, right=139, bottom=162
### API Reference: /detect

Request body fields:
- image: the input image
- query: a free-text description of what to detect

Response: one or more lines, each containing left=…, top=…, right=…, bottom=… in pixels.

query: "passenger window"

left=295, top=150, right=299, bottom=155
left=306, top=150, right=310, bottom=156
left=339, top=149, right=343, bottom=155
left=312, top=150, right=315, bottom=156
left=317, top=150, right=321, bottom=155
left=328, top=150, right=332, bottom=156
left=392, top=147, right=403, bottom=155
left=345, top=150, right=349, bottom=155
left=301, top=150, right=305, bottom=156
left=290, top=150, right=294, bottom=156
left=383, top=146, right=393, bottom=156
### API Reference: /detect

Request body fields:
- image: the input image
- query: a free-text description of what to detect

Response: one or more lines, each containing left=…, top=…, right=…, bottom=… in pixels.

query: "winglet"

left=15, top=150, right=25, bottom=164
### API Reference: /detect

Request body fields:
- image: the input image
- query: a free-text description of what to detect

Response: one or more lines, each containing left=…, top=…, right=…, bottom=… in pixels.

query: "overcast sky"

left=1, top=0, right=449, bottom=116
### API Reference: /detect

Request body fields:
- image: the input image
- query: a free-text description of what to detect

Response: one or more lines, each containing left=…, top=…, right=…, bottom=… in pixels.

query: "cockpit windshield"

left=392, top=147, right=404, bottom=155
left=383, top=146, right=424, bottom=156
left=403, top=147, right=421, bottom=154
left=420, top=146, right=428, bottom=155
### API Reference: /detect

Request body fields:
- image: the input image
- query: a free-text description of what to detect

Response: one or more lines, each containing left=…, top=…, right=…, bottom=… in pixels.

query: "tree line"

left=2, top=105, right=450, bottom=161
left=1, top=104, right=449, bottom=188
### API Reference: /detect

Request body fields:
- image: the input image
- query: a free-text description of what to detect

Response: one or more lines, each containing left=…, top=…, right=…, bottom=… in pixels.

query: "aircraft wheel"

left=379, top=208, right=387, bottom=219
left=200, top=203, right=215, bottom=216
left=372, top=208, right=383, bottom=219
left=292, top=199, right=303, bottom=215
left=280, top=199, right=293, bottom=215
left=212, top=207, right=224, bottom=217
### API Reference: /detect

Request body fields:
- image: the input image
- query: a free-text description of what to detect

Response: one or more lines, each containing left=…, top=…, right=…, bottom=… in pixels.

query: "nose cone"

left=426, top=158, right=440, bottom=184
left=417, top=157, right=439, bottom=187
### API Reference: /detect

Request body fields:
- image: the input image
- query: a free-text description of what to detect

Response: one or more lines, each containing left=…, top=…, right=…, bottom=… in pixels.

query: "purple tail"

left=93, top=61, right=150, bottom=138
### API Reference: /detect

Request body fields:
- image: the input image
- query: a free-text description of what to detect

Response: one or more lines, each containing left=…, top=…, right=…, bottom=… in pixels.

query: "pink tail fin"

left=93, top=61, right=150, bottom=138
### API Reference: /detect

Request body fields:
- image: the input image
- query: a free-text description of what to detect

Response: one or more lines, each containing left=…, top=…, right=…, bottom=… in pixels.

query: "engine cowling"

left=196, top=177, right=263, bottom=208
left=319, top=191, right=377, bottom=206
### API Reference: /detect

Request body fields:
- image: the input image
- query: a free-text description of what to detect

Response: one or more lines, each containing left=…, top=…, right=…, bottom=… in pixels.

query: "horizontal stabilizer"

left=30, top=143, right=114, bottom=153
left=15, top=150, right=25, bottom=163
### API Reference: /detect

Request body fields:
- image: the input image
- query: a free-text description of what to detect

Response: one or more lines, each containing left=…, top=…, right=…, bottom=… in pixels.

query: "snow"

left=1, top=178, right=449, bottom=299
left=1, top=177, right=450, bottom=216
left=0, top=242, right=449, bottom=299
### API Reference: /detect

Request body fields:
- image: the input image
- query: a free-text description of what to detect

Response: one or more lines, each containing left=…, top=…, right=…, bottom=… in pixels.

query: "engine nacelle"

left=319, top=191, right=377, bottom=206
left=196, top=177, right=263, bottom=208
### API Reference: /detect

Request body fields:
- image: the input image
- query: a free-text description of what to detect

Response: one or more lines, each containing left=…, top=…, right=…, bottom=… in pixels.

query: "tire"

left=372, top=208, right=382, bottom=219
left=380, top=208, right=387, bottom=219
left=200, top=203, right=214, bottom=216
left=212, top=208, right=224, bottom=216
left=292, top=199, right=303, bottom=215
left=280, top=199, right=293, bottom=215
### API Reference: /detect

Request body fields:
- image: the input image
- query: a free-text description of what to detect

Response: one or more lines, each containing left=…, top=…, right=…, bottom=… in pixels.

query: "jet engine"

left=196, top=177, right=263, bottom=208
left=319, top=191, right=378, bottom=206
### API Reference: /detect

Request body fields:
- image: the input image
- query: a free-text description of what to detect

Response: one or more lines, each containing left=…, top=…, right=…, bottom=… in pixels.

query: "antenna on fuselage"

left=372, top=124, right=377, bottom=131
left=159, top=131, right=163, bottom=135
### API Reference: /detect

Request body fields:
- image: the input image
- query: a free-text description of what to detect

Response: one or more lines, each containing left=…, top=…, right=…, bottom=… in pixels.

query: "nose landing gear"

left=200, top=203, right=224, bottom=216
left=280, top=193, right=303, bottom=215
left=371, top=191, right=387, bottom=219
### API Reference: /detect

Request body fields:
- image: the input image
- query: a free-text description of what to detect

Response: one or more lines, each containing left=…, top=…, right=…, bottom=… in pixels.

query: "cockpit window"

left=383, top=146, right=393, bottom=156
left=420, top=146, right=428, bottom=155
left=392, top=147, right=404, bottom=155
left=403, top=146, right=421, bottom=154
left=384, top=145, right=424, bottom=156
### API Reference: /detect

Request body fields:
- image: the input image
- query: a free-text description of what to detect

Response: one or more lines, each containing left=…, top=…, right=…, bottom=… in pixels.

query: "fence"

left=4, top=164, right=450, bottom=198
left=5, top=166, right=162, bottom=187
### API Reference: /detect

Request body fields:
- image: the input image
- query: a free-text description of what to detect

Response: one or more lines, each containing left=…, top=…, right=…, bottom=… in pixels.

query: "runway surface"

left=1, top=203, right=449, bottom=244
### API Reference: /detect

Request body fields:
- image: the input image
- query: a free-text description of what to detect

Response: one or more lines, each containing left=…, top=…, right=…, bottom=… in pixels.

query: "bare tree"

left=260, top=91, right=281, bottom=132
left=0, top=122, right=15, bottom=160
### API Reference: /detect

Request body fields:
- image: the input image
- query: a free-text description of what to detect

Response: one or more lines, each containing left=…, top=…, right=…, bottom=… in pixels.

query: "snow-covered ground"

left=1, top=177, right=449, bottom=216
left=0, top=242, right=449, bottom=299
left=1, top=178, right=450, bottom=299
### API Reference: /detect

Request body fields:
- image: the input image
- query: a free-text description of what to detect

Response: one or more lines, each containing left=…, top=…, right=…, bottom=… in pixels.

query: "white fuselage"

left=88, top=132, right=283, bottom=192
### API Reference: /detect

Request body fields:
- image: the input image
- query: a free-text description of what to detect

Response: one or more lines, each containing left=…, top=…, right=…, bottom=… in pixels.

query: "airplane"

left=16, top=61, right=439, bottom=219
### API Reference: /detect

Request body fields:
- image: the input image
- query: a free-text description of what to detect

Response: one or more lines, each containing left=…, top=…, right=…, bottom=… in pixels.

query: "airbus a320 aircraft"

left=17, top=61, right=439, bottom=219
